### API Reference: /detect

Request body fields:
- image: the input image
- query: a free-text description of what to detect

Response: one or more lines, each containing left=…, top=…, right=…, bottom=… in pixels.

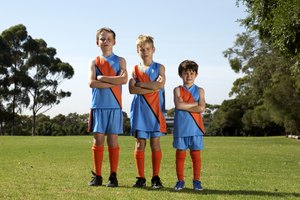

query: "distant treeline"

left=0, top=112, right=131, bottom=136
left=0, top=107, right=287, bottom=136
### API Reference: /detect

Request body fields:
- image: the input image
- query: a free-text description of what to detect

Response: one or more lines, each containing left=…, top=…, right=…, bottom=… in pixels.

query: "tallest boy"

left=88, top=27, right=127, bottom=187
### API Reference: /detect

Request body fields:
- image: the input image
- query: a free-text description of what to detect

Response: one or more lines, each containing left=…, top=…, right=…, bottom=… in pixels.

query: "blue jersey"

left=174, top=84, right=205, bottom=137
left=91, top=54, right=122, bottom=109
left=130, top=62, right=166, bottom=133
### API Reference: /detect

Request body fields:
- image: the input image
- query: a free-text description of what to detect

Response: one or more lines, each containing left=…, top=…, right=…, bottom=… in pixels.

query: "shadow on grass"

left=161, top=187, right=300, bottom=198
left=98, top=184, right=299, bottom=198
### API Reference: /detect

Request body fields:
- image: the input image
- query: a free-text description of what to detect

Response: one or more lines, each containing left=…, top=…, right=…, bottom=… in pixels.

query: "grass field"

left=0, top=136, right=299, bottom=200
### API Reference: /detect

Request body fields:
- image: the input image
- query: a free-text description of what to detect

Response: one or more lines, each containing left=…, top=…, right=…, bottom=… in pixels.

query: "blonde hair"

left=136, top=34, right=154, bottom=48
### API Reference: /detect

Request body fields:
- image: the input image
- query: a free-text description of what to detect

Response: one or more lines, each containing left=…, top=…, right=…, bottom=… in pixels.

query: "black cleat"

left=133, top=177, right=146, bottom=188
left=151, top=176, right=163, bottom=189
left=107, top=172, right=118, bottom=187
left=88, top=171, right=102, bottom=186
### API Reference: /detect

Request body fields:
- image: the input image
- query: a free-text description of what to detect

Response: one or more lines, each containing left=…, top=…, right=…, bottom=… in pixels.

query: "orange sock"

left=92, top=144, right=104, bottom=176
left=190, top=150, right=201, bottom=180
left=176, top=150, right=186, bottom=181
left=152, top=149, right=162, bottom=177
left=108, top=146, right=119, bottom=174
left=134, top=150, right=145, bottom=178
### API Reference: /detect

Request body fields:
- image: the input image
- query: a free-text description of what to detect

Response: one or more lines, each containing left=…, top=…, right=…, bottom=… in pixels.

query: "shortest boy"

left=173, top=60, right=206, bottom=191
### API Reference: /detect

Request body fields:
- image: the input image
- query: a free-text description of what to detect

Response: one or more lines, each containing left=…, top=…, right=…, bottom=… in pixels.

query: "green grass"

left=0, top=136, right=299, bottom=200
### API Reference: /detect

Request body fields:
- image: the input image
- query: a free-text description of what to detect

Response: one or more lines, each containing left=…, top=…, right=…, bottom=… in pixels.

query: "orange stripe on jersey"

left=95, top=56, right=122, bottom=108
left=179, top=86, right=205, bottom=134
left=134, top=65, right=167, bottom=133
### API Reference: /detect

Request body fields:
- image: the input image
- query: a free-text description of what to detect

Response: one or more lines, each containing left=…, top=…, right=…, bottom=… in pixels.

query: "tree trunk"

left=11, top=95, right=15, bottom=136
left=31, top=112, right=36, bottom=136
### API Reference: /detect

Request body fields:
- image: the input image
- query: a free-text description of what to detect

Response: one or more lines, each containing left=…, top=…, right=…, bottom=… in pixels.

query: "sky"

left=1, top=0, right=247, bottom=117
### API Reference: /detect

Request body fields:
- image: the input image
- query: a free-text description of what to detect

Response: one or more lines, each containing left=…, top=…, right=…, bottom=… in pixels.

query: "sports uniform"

left=173, top=84, right=205, bottom=191
left=130, top=61, right=166, bottom=188
left=88, top=53, right=123, bottom=187
left=173, top=84, right=205, bottom=150
left=88, top=54, right=123, bottom=134
left=130, top=62, right=167, bottom=138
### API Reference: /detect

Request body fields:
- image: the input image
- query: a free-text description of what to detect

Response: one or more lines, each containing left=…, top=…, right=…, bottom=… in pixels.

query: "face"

left=180, top=70, right=197, bottom=87
left=137, top=42, right=155, bottom=60
left=97, top=31, right=115, bottom=51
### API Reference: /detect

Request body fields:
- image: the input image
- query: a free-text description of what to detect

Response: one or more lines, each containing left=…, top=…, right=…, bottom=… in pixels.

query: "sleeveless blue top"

left=91, top=53, right=122, bottom=109
left=130, top=62, right=166, bottom=133
left=174, top=84, right=204, bottom=137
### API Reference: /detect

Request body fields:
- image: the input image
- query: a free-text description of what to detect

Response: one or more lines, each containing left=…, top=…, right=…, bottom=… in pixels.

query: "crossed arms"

left=128, top=65, right=166, bottom=95
left=88, top=57, right=128, bottom=88
left=173, top=87, right=206, bottom=113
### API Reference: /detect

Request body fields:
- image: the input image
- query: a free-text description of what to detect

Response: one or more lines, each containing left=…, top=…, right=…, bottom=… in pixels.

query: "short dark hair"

left=178, top=60, right=198, bottom=76
left=96, top=27, right=116, bottom=40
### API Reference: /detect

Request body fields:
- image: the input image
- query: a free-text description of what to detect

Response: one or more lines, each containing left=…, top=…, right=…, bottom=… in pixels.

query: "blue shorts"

left=89, top=108, right=123, bottom=134
left=173, top=135, right=204, bottom=150
left=135, top=130, right=164, bottom=139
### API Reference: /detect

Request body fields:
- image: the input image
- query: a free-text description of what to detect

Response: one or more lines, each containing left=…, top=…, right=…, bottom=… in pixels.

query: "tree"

left=0, top=24, right=31, bottom=135
left=0, top=36, right=12, bottom=135
left=0, top=24, right=74, bottom=136
left=207, top=99, right=245, bottom=136
left=238, top=0, right=300, bottom=61
left=223, top=27, right=298, bottom=134
left=23, top=33, right=74, bottom=136
left=229, top=0, right=300, bottom=134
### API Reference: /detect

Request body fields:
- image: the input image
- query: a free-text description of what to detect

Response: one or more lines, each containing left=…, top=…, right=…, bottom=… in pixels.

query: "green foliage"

left=36, top=113, right=88, bottom=136
left=0, top=24, right=74, bottom=135
left=0, top=111, right=131, bottom=136
left=0, top=24, right=31, bottom=135
left=219, top=1, right=300, bottom=135
left=0, top=136, right=299, bottom=199
left=123, top=111, right=131, bottom=135
left=238, top=0, right=300, bottom=64
left=264, top=74, right=300, bottom=134
left=166, top=108, right=175, bottom=117
left=207, top=99, right=245, bottom=136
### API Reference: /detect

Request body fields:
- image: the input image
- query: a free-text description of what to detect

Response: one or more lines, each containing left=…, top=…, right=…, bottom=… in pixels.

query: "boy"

left=129, top=34, right=166, bottom=189
left=88, top=27, right=127, bottom=187
left=173, top=60, right=205, bottom=191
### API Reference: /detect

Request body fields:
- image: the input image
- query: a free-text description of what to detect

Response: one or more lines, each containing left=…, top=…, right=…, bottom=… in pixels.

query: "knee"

left=135, top=140, right=146, bottom=151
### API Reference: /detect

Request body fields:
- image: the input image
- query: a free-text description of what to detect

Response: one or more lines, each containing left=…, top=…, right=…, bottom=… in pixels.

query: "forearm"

left=97, top=75, right=127, bottom=85
left=129, top=84, right=155, bottom=94
left=185, top=105, right=205, bottom=113
left=137, top=81, right=163, bottom=90
left=176, top=102, right=205, bottom=113
left=89, top=80, right=117, bottom=89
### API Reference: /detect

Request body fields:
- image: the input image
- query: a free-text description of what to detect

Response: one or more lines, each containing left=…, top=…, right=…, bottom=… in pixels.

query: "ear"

left=153, top=47, right=156, bottom=53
